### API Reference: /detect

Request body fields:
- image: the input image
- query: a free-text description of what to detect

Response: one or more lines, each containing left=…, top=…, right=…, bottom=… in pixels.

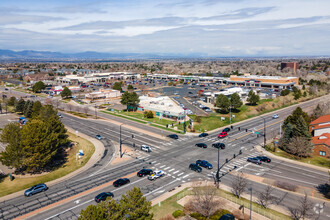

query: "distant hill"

left=0, top=49, right=207, bottom=61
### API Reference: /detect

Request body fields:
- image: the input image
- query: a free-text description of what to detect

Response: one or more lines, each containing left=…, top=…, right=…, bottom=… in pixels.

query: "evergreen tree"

left=32, top=81, right=46, bottom=93
left=216, top=94, right=230, bottom=112
left=0, top=122, right=24, bottom=169
left=31, top=101, right=42, bottom=118
left=283, top=107, right=310, bottom=126
left=24, top=100, right=34, bottom=118
left=294, top=90, right=302, bottom=100
left=280, top=123, right=294, bottom=152
left=293, top=116, right=312, bottom=140
left=15, top=98, right=25, bottom=113
left=247, top=90, right=260, bottom=105
left=230, top=92, right=243, bottom=110
left=8, top=96, right=17, bottom=106
left=127, top=84, right=134, bottom=90
left=61, top=87, right=72, bottom=99
left=119, top=187, right=153, bottom=220
left=113, top=81, right=123, bottom=91
left=120, top=91, right=140, bottom=111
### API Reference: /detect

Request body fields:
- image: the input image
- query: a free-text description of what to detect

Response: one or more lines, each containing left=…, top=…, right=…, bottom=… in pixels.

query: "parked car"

left=256, top=156, right=271, bottom=163
left=218, top=132, right=228, bottom=138
left=148, top=170, right=166, bottom=180
left=95, top=192, right=114, bottom=203
left=137, top=168, right=153, bottom=177
left=272, top=114, right=279, bottom=119
left=168, top=134, right=179, bottom=139
left=212, top=143, right=226, bottom=149
left=196, top=160, right=213, bottom=169
left=195, top=143, right=207, bottom=148
left=141, top=145, right=152, bottom=152
left=113, top=178, right=130, bottom=187
left=222, top=127, right=230, bottom=133
left=199, top=133, right=209, bottom=137
left=247, top=157, right=262, bottom=165
left=95, top=134, right=103, bottom=140
left=24, top=183, right=48, bottom=197
left=189, top=163, right=202, bottom=172
left=219, top=214, right=235, bottom=220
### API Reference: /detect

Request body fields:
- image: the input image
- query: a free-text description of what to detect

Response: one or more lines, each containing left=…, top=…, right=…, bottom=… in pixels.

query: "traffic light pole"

left=216, top=145, right=220, bottom=189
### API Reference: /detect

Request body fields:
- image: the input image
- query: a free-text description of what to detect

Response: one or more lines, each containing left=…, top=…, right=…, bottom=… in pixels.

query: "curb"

left=0, top=126, right=106, bottom=202
left=255, top=145, right=330, bottom=172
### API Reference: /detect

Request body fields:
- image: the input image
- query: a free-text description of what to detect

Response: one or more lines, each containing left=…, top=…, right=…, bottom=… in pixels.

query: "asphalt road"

left=0, top=90, right=329, bottom=219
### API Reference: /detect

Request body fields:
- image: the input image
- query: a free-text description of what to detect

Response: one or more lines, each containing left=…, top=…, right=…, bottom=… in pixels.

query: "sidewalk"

left=0, top=126, right=106, bottom=202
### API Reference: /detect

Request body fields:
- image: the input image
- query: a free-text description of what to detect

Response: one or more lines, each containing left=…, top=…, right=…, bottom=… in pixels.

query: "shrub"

left=144, top=110, right=154, bottom=118
left=274, top=180, right=298, bottom=192
left=190, top=212, right=206, bottom=220
left=256, top=103, right=267, bottom=112
left=280, top=89, right=290, bottom=96
left=172, top=210, right=185, bottom=218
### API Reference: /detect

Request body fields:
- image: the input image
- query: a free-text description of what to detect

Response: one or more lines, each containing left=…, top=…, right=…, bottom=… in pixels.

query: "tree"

left=31, top=101, right=42, bottom=118
left=257, top=185, right=276, bottom=209
left=283, top=107, right=310, bottom=127
left=280, top=89, right=290, bottom=96
left=79, top=187, right=152, bottom=220
left=280, top=123, right=294, bottom=151
left=230, top=93, right=242, bottom=110
left=231, top=172, right=248, bottom=198
left=8, top=96, right=17, bottom=106
left=15, top=98, right=25, bottom=113
left=292, top=86, right=299, bottom=93
left=247, top=90, right=260, bottom=105
left=32, top=81, right=46, bottom=93
left=119, top=187, right=153, bottom=220
left=121, top=91, right=140, bottom=111
left=113, top=81, right=123, bottom=91
left=288, top=193, right=314, bottom=220
left=292, top=116, right=311, bottom=140
left=24, top=100, right=34, bottom=118
left=61, top=87, right=72, bottom=99
left=0, top=122, right=24, bottom=170
left=127, top=84, right=134, bottom=91
left=311, top=104, right=326, bottom=121
left=216, top=94, right=230, bottom=112
left=144, top=110, right=154, bottom=118
left=287, top=136, right=313, bottom=158
left=294, top=90, right=302, bottom=100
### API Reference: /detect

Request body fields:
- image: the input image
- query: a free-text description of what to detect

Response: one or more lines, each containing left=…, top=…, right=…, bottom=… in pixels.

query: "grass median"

left=0, top=132, right=95, bottom=197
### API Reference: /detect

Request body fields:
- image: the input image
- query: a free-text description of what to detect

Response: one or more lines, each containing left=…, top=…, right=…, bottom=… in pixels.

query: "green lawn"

left=0, top=132, right=95, bottom=197
left=266, top=146, right=330, bottom=169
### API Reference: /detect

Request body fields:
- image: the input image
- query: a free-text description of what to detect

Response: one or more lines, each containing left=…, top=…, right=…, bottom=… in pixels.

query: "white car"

left=141, top=145, right=152, bottom=152
left=272, top=114, right=279, bottom=119
left=148, top=170, right=165, bottom=180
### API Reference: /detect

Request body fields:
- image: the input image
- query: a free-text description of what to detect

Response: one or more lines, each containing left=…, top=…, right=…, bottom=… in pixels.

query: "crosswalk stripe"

left=168, top=168, right=175, bottom=172
left=177, top=172, right=184, bottom=176
left=173, top=170, right=179, bottom=174
left=164, top=167, right=171, bottom=170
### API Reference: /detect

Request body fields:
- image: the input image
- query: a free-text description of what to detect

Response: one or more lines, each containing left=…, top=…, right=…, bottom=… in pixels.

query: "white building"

left=85, top=89, right=121, bottom=100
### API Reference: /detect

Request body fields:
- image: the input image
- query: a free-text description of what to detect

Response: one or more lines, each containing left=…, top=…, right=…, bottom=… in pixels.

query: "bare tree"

left=287, top=136, right=313, bottom=158
left=188, top=186, right=219, bottom=219
left=288, top=193, right=314, bottom=220
left=83, top=106, right=89, bottom=115
left=231, top=172, right=248, bottom=198
left=257, top=185, right=276, bottom=208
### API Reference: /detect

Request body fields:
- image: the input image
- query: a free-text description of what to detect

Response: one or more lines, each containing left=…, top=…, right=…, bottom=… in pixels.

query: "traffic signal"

left=238, top=127, right=240, bottom=131
left=231, top=125, right=233, bottom=129
left=132, top=134, right=135, bottom=138
left=166, top=124, right=168, bottom=128
left=245, top=129, right=248, bottom=132
left=226, top=158, right=228, bottom=163
left=239, top=150, right=242, bottom=155
left=233, top=154, right=236, bottom=158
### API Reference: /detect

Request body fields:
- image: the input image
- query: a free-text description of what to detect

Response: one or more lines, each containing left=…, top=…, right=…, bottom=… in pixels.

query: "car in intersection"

left=141, top=145, right=152, bottom=152
left=195, top=143, right=207, bottom=148
left=247, top=157, right=262, bottom=165
left=95, top=134, right=103, bottom=140
left=113, top=178, right=130, bottom=187
left=212, top=142, right=226, bottom=149
left=256, top=156, right=271, bottom=163
left=95, top=192, right=114, bottom=203
left=24, top=183, right=48, bottom=197
left=189, top=163, right=202, bottom=172
left=148, top=170, right=166, bottom=180
left=222, top=127, right=231, bottom=133
left=272, top=114, right=279, bottom=119
left=218, top=131, right=228, bottom=138
left=199, top=132, right=209, bottom=137
left=137, top=168, right=153, bottom=177
left=196, top=160, right=213, bottom=169
left=168, top=134, right=179, bottom=139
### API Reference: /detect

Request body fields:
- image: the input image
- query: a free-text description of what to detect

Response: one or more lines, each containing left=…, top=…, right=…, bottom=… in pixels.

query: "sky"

left=0, top=0, right=330, bottom=56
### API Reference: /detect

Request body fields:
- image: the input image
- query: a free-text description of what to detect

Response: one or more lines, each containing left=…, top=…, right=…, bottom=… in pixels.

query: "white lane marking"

left=168, top=168, right=175, bottom=172
left=268, top=173, right=318, bottom=186
left=182, top=174, right=190, bottom=179
left=270, top=161, right=329, bottom=178
left=173, top=170, right=179, bottom=174
left=144, top=179, right=178, bottom=196
left=164, top=167, right=171, bottom=170
left=236, top=163, right=251, bottom=171
left=159, top=165, right=166, bottom=168
left=155, top=163, right=161, bottom=165
left=177, top=172, right=184, bottom=176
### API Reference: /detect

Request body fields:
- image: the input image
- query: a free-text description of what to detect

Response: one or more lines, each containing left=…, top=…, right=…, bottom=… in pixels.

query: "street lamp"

left=248, top=187, right=252, bottom=220
left=119, top=123, right=124, bottom=158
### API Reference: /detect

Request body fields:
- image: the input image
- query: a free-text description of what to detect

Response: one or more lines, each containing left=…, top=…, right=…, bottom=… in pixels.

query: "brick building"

left=309, top=114, right=330, bottom=157
left=281, top=62, right=299, bottom=73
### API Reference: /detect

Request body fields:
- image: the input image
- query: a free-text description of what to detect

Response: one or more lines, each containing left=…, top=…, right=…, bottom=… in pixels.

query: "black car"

left=256, top=156, right=271, bottom=163
left=199, top=133, right=209, bottom=137
left=196, top=160, right=213, bottom=169
left=95, top=192, right=114, bottom=203
left=222, top=127, right=230, bottom=133
left=113, top=178, right=130, bottom=187
left=24, top=183, right=48, bottom=197
left=219, top=214, right=235, bottom=220
left=195, top=143, right=207, bottom=148
left=137, top=169, right=153, bottom=177
left=189, top=163, right=202, bottom=172
left=247, top=157, right=262, bottom=165
left=212, top=143, right=225, bottom=149
left=168, top=134, right=179, bottom=139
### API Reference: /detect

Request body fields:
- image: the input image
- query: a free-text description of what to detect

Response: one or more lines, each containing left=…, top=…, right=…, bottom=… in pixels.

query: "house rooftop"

left=312, top=133, right=330, bottom=146
left=310, top=114, right=330, bottom=125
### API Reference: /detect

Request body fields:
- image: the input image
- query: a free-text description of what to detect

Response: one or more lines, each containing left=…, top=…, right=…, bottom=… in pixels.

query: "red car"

left=218, top=132, right=228, bottom=138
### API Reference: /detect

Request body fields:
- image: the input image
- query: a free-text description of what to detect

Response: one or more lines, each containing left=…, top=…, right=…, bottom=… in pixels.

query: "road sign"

left=255, top=131, right=260, bottom=134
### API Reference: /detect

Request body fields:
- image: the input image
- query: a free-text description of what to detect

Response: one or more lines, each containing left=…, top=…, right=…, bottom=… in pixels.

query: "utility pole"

left=263, top=117, right=266, bottom=148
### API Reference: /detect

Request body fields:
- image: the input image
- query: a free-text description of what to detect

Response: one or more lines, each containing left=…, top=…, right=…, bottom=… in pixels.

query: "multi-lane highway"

left=0, top=90, right=329, bottom=219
